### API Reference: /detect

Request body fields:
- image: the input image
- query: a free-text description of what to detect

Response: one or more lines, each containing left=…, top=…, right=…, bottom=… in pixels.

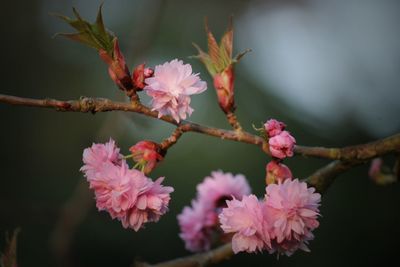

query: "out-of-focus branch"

left=135, top=243, right=233, bottom=267
left=306, top=160, right=359, bottom=193
left=1, top=94, right=400, bottom=161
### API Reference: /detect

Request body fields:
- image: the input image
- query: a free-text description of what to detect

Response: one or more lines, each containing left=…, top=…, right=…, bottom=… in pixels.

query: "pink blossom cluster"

left=81, top=138, right=174, bottom=231
left=144, top=59, right=207, bottom=122
left=177, top=171, right=251, bottom=252
left=219, top=179, right=321, bottom=256
left=264, top=119, right=296, bottom=159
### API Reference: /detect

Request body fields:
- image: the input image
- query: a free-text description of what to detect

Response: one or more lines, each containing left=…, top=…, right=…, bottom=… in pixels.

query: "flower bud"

left=99, top=38, right=133, bottom=91
left=368, top=158, right=397, bottom=185
left=265, top=160, right=293, bottom=185
left=269, top=131, right=296, bottom=159
left=129, top=141, right=165, bottom=174
left=264, top=119, right=286, bottom=138
left=213, top=65, right=235, bottom=113
left=132, top=63, right=154, bottom=90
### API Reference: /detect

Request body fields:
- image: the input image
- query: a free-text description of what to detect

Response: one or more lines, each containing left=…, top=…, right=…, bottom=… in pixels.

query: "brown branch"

left=305, top=160, right=360, bottom=193
left=135, top=243, right=233, bottom=267
left=1, top=94, right=400, bottom=161
left=160, top=126, right=185, bottom=150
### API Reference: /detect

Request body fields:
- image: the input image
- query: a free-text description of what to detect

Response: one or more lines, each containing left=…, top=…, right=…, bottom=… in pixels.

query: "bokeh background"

left=1, top=0, right=400, bottom=266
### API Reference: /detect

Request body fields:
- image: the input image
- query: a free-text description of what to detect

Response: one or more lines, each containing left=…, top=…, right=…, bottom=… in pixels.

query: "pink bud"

left=144, top=67, right=154, bottom=77
left=265, top=160, right=293, bottom=185
left=269, top=131, right=296, bottom=159
left=129, top=141, right=164, bottom=174
left=213, top=65, right=235, bottom=114
left=99, top=39, right=133, bottom=91
left=132, top=64, right=154, bottom=90
left=264, top=119, right=286, bottom=138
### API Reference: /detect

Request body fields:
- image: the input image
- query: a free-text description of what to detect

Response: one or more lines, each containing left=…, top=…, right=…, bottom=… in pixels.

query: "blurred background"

left=0, top=0, right=399, bottom=266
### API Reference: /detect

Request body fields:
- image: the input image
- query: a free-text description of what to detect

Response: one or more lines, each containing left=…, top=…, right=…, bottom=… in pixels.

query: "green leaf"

left=53, top=5, right=115, bottom=56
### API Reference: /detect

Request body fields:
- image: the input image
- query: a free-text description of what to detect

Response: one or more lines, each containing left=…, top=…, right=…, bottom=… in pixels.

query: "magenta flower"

left=269, top=131, right=296, bottom=159
left=265, top=160, right=293, bottom=185
left=196, top=171, right=251, bottom=210
left=219, top=195, right=271, bottom=253
left=264, top=119, right=286, bottom=137
left=81, top=139, right=173, bottom=231
left=178, top=170, right=251, bottom=252
left=264, top=179, right=321, bottom=255
left=144, top=59, right=207, bottom=122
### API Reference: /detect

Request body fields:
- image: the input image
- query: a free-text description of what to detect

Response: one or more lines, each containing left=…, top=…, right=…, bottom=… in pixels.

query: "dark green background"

left=0, top=1, right=399, bottom=266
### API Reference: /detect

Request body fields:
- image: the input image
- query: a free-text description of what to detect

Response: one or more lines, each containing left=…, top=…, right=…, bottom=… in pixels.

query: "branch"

left=295, top=133, right=400, bottom=160
left=306, top=160, right=359, bottom=193
left=135, top=243, right=233, bottom=267
left=1, top=94, right=400, bottom=161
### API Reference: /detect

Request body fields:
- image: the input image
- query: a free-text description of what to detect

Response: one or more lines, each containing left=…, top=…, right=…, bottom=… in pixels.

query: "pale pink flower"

left=144, top=59, right=207, bottom=122
left=90, top=161, right=147, bottom=219
left=196, top=171, right=251, bottom=210
left=81, top=138, right=122, bottom=178
left=265, top=160, right=293, bottom=185
left=178, top=170, right=252, bottom=252
left=264, top=179, right=321, bottom=255
left=264, top=119, right=286, bottom=137
left=81, top=139, right=173, bottom=231
left=219, top=195, right=270, bottom=253
left=269, top=131, right=296, bottom=159
left=121, top=177, right=174, bottom=231
left=177, top=200, right=217, bottom=252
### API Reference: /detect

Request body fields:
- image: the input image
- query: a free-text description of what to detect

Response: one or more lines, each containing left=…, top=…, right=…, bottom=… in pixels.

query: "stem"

left=226, top=111, right=242, bottom=132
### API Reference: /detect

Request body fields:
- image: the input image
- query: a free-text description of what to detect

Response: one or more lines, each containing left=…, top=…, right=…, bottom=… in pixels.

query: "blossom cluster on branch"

left=0, top=4, right=399, bottom=267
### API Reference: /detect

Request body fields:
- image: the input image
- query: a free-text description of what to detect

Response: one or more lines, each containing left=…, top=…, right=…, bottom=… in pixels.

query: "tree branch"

left=1, top=94, right=400, bottom=161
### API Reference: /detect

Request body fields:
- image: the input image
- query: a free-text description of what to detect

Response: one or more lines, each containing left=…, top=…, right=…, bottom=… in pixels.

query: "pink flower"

left=269, top=131, right=296, bottom=159
left=219, top=195, right=270, bottom=253
left=81, top=138, right=122, bottom=178
left=90, top=161, right=146, bottom=219
left=121, top=177, right=174, bottom=231
left=196, top=171, right=251, bottom=210
left=264, top=119, right=286, bottom=137
left=81, top=139, right=173, bottom=231
left=264, top=179, right=321, bottom=255
left=129, top=140, right=164, bottom=174
left=177, top=200, right=217, bottom=252
left=144, top=59, right=207, bottom=122
left=178, top=170, right=252, bottom=252
left=265, top=160, right=293, bottom=185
